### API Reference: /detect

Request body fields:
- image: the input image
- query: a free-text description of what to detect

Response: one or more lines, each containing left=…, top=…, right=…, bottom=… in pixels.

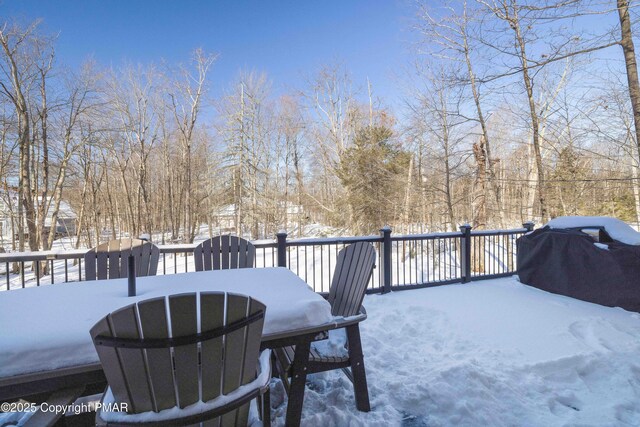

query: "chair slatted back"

left=328, top=242, right=376, bottom=317
left=194, top=235, right=256, bottom=271
left=85, top=238, right=159, bottom=281
left=90, top=292, right=266, bottom=422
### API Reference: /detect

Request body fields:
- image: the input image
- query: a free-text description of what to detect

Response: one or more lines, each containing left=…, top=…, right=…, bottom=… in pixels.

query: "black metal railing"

left=0, top=223, right=534, bottom=293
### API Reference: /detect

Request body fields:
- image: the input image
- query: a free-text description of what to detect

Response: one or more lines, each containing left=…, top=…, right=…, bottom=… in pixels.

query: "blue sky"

left=2, top=0, right=416, bottom=109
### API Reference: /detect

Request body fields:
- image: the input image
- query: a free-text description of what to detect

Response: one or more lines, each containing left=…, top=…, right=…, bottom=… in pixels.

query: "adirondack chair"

left=90, top=292, right=271, bottom=426
left=84, top=238, right=159, bottom=281
left=194, top=235, right=256, bottom=271
left=274, top=241, right=376, bottom=412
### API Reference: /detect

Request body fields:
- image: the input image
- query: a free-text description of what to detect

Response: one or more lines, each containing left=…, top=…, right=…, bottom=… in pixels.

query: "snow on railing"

left=0, top=224, right=534, bottom=293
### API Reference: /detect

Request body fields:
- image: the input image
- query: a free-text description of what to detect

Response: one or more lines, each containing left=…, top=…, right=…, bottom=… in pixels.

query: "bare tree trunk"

left=472, top=136, right=488, bottom=230
left=631, top=142, right=640, bottom=227
left=507, top=4, right=547, bottom=222
left=169, top=49, right=215, bottom=243
left=74, top=176, right=89, bottom=249
left=461, top=2, right=504, bottom=226
left=295, top=165, right=305, bottom=236
left=472, top=136, right=487, bottom=273
left=0, top=28, right=38, bottom=251
left=443, top=154, right=455, bottom=232
left=402, top=155, right=414, bottom=227
left=618, top=0, right=640, bottom=171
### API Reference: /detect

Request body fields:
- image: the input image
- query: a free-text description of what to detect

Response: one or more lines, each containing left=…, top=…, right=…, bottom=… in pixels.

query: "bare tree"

left=217, top=71, right=273, bottom=238
left=416, top=0, right=505, bottom=225
left=407, top=65, right=470, bottom=231
left=0, top=22, right=40, bottom=251
left=276, top=95, right=307, bottom=235
left=168, top=49, right=216, bottom=242
left=108, top=64, right=162, bottom=236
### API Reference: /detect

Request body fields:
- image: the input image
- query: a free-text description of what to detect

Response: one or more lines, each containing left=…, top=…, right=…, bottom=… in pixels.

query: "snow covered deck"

left=1, top=272, right=639, bottom=426
left=271, top=276, right=640, bottom=426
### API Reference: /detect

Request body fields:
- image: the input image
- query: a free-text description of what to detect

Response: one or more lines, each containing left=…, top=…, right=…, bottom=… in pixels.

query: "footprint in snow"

left=568, top=321, right=611, bottom=352
left=401, top=413, right=429, bottom=427
left=548, top=393, right=583, bottom=415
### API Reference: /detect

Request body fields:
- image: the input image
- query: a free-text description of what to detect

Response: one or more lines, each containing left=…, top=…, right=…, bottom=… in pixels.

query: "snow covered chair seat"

left=194, top=235, right=256, bottom=271
left=90, top=292, right=271, bottom=426
left=279, top=330, right=351, bottom=368
left=274, top=242, right=376, bottom=412
left=517, top=216, right=640, bottom=312
left=84, top=238, right=159, bottom=281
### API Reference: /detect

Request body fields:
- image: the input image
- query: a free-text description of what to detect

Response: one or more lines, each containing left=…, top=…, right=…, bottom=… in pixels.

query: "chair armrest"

left=261, top=306, right=367, bottom=348
left=332, top=307, right=367, bottom=329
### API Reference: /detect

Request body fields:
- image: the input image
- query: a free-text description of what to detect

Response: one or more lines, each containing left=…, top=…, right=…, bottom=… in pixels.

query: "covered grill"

left=517, top=217, right=640, bottom=312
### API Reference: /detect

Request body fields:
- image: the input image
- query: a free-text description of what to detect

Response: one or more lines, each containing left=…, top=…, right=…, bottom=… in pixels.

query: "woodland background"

left=2, top=0, right=640, bottom=252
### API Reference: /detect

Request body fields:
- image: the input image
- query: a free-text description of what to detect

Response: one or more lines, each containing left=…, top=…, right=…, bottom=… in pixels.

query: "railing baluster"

left=447, top=239, right=451, bottom=280
left=311, top=245, right=316, bottom=292
left=420, top=239, right=424, bottom=284
left=320, top=245, right=324, bottom=292
left=395, top=240, right=399, bottom=286
left=304, top=245, right=308, bottom=283
left=492, top=236, right=496, bottom=274
left=410, top=241, right=413, bottom=284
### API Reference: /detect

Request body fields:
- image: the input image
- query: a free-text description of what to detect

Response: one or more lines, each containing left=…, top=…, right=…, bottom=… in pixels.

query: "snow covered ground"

left=269, top=276, right=640, bottom=426
left=2, top=275, right=639, bottom=426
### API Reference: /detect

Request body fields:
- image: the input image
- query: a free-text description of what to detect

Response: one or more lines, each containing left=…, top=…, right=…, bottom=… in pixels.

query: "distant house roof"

left=0, top=190, right=77, bottom=223
left=43, top=201, right=77, bottom=227
left=214, top=203, right=303, bottom=217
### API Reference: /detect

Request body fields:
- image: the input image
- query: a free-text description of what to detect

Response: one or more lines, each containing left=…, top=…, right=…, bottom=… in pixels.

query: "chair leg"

left=263, top=386, right=271, bottom=427
left=257, top=390, right=264, bottom=421
left=285, top=339, right=311, bottom=427
left=273, top=348, right=291, bottom=396
left=346, top=324, right=370, bottom=412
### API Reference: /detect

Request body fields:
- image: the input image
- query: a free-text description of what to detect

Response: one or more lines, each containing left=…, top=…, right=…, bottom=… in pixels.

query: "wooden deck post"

left=380, top=226, right=392, bottom=294
left=277, top=230, right=287, bottom=268
left=459, top=224, right=472, bottom=283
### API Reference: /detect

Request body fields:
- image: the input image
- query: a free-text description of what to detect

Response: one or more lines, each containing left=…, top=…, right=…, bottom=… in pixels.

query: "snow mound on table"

left=546, top=216, right=640, bottom=245
left=271, top=277, right=640, bottom=426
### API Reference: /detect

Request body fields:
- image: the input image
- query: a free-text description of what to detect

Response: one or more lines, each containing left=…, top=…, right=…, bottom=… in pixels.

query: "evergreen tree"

left=337, top=125, right=411, bottom=234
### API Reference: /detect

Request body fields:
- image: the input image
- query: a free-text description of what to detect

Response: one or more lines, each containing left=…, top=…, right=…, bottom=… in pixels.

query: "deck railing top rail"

left=282, top=235, right=383, bottom=246
left=0, top=224, right=534, bottom=292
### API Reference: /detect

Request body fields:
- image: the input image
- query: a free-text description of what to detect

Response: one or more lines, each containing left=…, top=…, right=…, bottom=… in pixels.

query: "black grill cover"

left=517, top=226, right=640, bottom=312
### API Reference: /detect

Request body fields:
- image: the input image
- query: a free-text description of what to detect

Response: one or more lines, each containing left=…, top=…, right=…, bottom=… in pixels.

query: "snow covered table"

left=0, top=267, right=349, bottom=425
